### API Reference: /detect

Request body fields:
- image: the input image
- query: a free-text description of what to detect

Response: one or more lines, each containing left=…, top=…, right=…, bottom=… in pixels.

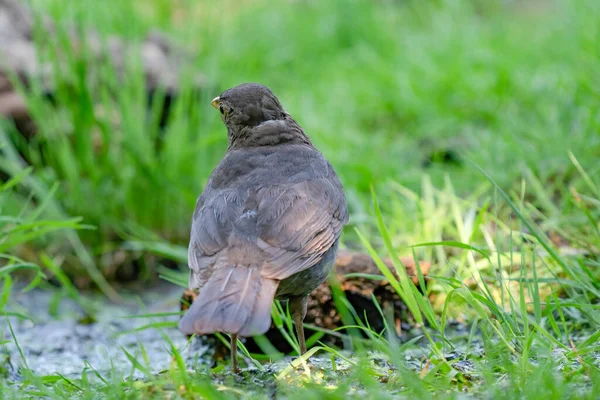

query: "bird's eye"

left=219, top=106, right=225, bottom=115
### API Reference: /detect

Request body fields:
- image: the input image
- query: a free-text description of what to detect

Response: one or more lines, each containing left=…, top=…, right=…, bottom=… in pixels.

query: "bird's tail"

left=179, top=265, right=278, bottom=337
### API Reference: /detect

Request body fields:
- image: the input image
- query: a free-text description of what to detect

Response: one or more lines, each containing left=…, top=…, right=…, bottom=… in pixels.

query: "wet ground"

left=2, top=284, right=472, bottom=382
left=2, top=284, right=207, bottom=380
left=3, top=284, right=598, bottom=397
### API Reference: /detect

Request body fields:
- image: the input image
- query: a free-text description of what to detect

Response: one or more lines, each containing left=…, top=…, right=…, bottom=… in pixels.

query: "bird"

left=178, top=83, right=348, bottom=373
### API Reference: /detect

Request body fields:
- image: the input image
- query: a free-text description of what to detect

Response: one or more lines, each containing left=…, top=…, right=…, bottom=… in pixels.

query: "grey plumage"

left=179, top=83, right=348, bottom=345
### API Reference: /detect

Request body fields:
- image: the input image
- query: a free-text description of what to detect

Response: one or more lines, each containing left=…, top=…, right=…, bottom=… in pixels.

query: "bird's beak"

left=211, top=97, right=220, bottom=109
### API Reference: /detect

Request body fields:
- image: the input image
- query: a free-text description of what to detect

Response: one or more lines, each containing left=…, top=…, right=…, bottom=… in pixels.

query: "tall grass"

left=2, top=0, right=598, bottom=280
left=3, top=172, right=598, bottom=398
left=1, top=0, right=599, bottom=398
left=0, top=153, right=89, bottom=318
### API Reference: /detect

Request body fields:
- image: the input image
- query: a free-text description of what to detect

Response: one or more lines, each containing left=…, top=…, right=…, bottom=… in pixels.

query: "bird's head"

left=212, top=83, right=283, bottom=128
left=211, top=83, right=311, bottom=149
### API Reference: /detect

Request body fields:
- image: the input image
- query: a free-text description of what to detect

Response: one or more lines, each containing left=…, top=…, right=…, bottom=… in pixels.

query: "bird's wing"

left=256, top=176, right=348, bottom=280
left=187, top=187, right=245, bottom=289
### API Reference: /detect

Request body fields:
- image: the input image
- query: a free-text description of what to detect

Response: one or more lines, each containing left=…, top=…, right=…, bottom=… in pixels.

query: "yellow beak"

left=211, top=97, right=220, bottom=109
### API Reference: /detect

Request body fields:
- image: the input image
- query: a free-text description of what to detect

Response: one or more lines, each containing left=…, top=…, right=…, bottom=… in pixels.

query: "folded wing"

left=256, top=177, right=348, bottom=280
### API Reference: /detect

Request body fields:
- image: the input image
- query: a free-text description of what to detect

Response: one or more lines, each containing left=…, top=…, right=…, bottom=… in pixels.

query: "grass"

left=1, top=0, right=599, bottom=398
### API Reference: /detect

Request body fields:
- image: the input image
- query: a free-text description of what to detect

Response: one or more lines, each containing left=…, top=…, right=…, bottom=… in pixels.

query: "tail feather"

left=179, top=265, right=278, bottom=337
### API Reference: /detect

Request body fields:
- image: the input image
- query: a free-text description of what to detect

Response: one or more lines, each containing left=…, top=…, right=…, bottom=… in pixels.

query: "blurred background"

left=1, top=0, right=599, bottom=396
left=1, top=0, right=597, bottom=291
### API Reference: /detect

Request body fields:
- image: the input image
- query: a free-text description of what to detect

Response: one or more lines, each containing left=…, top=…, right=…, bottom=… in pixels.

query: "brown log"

left=180, top=249, right=430, bottom=358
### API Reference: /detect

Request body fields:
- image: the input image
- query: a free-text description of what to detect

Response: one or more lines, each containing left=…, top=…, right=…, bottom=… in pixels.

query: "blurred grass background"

left=2, top=0, right=598, bottom=288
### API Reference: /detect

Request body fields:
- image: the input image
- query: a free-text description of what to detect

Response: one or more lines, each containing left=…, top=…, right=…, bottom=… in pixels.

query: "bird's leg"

left=231, top=334, right=240, bottom=373
left=289, top=296, right=308, bottom=355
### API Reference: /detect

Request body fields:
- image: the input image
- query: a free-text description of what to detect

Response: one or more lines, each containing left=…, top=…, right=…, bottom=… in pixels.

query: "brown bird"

left=179, top=83, right=348, bottom=372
